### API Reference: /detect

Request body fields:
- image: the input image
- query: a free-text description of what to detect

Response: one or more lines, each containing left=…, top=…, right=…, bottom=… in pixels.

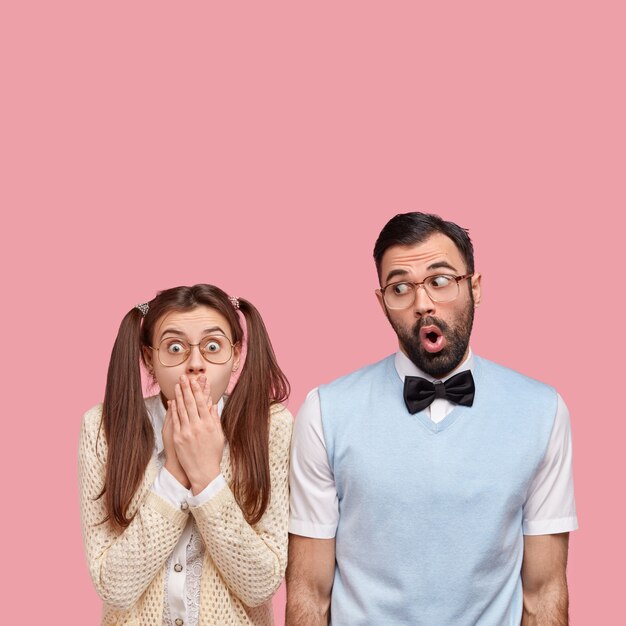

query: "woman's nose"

left=186, top=345, right=206, bottom=373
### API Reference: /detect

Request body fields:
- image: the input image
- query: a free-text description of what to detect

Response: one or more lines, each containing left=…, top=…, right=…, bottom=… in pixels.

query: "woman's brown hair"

left=100, top=284, right=289, bottom=530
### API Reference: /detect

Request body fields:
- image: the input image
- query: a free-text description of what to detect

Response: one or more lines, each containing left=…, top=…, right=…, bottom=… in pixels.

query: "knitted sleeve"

left=190, top=404, right=293, bottom=608
left=78, top=404, right=189, bottom=611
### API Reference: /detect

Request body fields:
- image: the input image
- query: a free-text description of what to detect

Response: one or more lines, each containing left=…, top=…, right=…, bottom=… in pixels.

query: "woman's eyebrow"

left=159, top=326, right=226, bottom=340
left=159, top=328, right=186, bottom=339
left=201, top=326, right=226, bottom=336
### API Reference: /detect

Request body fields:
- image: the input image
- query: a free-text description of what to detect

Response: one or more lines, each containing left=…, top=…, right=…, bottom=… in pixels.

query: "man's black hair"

left=373, top=212, right=475, bottom=281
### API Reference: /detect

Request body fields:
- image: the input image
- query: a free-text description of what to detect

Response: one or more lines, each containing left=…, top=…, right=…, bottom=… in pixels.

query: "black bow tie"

left=403, top=370, right=475, bottom=414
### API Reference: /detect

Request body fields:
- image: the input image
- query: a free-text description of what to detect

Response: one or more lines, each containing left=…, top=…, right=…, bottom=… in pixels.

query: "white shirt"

left=146, top=395, right=226, bottom=626
left=289, top=350, right=578, bottom=539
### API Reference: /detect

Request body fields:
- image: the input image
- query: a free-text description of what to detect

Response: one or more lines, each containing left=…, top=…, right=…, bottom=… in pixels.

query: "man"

left=286, top=213, right=577, bottom=625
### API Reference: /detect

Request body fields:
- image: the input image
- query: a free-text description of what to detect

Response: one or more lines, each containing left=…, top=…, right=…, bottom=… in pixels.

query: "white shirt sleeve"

left=187, top=474, right=227, bottom=507
left=152, top=466, right=190, bottom=508
left=522, top=393, right=578, bottom=535
left=289, top=389, right=339, bottom=538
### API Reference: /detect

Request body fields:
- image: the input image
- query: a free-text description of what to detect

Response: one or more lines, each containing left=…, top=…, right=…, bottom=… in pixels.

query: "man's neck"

left=395, top=347, right=474, bottom=382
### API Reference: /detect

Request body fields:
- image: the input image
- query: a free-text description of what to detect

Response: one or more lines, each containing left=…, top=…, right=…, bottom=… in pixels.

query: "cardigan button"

left=174, top=563, right=183, bottom=573
left=180, top=501, right=189, bottom=511
left=175, top=619, right=184, bottom=626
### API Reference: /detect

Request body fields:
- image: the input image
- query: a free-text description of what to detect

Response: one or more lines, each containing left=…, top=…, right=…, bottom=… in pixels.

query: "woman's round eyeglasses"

left=150, top=334, right=236, bottom=367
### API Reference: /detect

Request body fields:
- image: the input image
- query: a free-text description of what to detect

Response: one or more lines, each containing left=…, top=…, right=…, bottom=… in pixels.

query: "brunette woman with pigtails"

left=79, top=284, right=292, bottom=626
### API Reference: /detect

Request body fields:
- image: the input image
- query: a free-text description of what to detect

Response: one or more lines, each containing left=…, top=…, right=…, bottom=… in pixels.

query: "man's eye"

left=429, top=275, right=452, bottom=289
left=392, top=283, right=412, bottom=296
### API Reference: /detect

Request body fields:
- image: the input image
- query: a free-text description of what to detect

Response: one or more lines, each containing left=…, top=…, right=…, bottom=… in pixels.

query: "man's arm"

left=285, top=534, right=335, bottom=626
left=521, top=533, right=570, bottom=625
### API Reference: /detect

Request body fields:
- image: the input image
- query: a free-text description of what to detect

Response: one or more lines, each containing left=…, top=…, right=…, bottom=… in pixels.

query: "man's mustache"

left=412, top=316, right=450, bottom=335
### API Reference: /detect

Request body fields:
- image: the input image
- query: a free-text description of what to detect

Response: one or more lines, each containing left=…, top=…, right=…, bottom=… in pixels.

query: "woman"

left=79, top=284, right=292, bottom=625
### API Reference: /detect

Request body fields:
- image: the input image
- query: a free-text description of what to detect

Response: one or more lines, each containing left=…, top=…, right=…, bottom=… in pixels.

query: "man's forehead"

left=381, top=234, right=464, bottom=272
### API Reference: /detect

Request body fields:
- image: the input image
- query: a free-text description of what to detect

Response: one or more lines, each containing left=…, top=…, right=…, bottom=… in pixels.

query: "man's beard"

left=389, top=299, right=475, bottom=378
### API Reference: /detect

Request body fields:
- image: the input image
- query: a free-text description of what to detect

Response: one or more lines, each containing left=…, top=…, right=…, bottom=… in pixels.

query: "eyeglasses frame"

left=377, top=273, right=474, bottom=309
left=149, top=334, right=238, bottom=367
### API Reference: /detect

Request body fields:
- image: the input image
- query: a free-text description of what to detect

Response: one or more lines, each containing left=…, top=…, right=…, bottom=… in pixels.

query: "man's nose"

left=186, top=345, right=206, bottom=373
left=413, top=284, right=435, bottom=317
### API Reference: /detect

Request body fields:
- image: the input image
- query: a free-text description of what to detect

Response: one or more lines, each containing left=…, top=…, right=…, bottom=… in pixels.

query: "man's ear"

left=375, top=289, right=386, bottom=314
left=375, top=288, right=394, bottom=322
left=471, top=273, right=482, bottom=307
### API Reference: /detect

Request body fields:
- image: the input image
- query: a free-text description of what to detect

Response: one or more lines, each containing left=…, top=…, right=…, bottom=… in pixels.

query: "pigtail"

left=100, top=307, right=155, bottom=530
left=223, top=298, right=290, bottom=525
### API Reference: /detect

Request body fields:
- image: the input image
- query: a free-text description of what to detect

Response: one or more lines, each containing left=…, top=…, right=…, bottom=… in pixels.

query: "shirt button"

left=180, top=501, right=189, bottom=511
left=175, top=619, right=184, bottom=626
left=174, top=563, right=183, bottom=573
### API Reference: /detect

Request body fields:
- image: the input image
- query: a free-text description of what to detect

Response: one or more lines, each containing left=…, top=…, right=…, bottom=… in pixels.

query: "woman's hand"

left=162, top=400, right=191, bottom=489
left=171, top=374, right=225, bottom=495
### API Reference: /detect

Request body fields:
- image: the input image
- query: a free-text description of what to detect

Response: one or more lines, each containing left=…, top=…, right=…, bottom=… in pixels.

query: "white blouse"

left=146, top=394, right=226, bottom=626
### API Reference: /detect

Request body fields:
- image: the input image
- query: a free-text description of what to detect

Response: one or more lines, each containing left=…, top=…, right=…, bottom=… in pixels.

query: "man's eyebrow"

left=384, top=268, right=410, bottom=284
left=383, top=262, right=463, bottom=285
left=426, top=261, right=459, bottom=273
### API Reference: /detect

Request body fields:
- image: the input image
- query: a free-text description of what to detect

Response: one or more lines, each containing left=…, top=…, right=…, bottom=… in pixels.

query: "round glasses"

left=150, top=334, right=236, bottom=367
left=378, top=274, right=473, bottom=310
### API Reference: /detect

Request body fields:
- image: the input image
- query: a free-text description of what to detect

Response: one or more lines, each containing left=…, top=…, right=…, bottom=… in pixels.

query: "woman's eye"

left=167, top=341, right=186, bottom=354
left=392, top=283, right=411, bottom=296
left=430, top=275, right=452, bottom=288
left=202, top=336, right=226, bottom=353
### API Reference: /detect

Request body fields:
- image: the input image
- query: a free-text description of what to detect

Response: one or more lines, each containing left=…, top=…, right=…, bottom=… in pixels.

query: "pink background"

left=2, top=2, right=623, bottom=623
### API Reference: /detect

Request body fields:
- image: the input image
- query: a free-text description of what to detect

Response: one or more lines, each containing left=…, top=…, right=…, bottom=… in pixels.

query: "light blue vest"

left=318, top=354, right=557, bottom=626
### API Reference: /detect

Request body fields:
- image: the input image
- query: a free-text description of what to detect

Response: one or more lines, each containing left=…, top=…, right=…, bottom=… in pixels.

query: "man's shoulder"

left=320, top=354, right=395, bottom=394
left=475, top=355, right=558, bottom=397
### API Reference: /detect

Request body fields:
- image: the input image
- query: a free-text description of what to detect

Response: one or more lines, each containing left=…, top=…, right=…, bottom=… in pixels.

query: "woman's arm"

left=78, top=405, right=189, bottom=610
left=190, top=405, right=293, bottom=607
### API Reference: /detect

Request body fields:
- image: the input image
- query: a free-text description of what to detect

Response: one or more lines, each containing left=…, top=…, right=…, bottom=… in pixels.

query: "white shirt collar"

left=394, top=347, right=474, bottom=383
left=144, top=393, right=225, bottom=455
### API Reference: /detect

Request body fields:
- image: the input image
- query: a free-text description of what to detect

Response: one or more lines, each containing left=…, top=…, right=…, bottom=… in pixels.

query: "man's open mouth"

left=419, top=325, right=446, bottom=353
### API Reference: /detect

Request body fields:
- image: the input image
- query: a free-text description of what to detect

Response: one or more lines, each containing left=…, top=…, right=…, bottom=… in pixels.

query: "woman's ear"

left=142, top=346, right=154, bottom=374
left=232, top=343, right=242, bottom=372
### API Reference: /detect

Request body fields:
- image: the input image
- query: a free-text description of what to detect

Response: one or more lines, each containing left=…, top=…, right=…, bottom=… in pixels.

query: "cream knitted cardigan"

left=79, top=402, right=293, bottom=626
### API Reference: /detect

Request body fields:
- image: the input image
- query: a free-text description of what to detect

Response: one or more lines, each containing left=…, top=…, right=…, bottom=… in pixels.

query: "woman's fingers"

left=198, top=375, right=213, bottom=407
left=170, top=399, right=181, bottom=434
left=209, top=403, right=221, bottom=429
left=190, top=378, right=212, bottom=420
left=179, top=375, right=201, bottom=422
left=173, top=384, right=186, bottom=424
left=163, top=402, right=171, bottom=430
left=175, top=380, right=194, bottom=424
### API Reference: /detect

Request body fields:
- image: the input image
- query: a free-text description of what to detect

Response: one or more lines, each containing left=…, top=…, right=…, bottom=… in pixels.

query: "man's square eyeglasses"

left=377, top=274, right=473, bottom=310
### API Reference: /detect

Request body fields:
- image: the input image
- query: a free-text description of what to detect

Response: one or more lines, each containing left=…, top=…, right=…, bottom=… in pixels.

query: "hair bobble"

left=135, top=302, right=149, bottom=317
left=229, top=295, right=240, bottom=310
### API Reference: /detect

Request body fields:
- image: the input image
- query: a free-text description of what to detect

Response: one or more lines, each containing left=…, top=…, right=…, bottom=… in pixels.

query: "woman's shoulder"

left=268, top=402, right=293, bottom=447
left=269, top=402, right=293, bottom=427
left=81, top=403, right=104, bottom=434
left=79, top=403, right=107, bottom=462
